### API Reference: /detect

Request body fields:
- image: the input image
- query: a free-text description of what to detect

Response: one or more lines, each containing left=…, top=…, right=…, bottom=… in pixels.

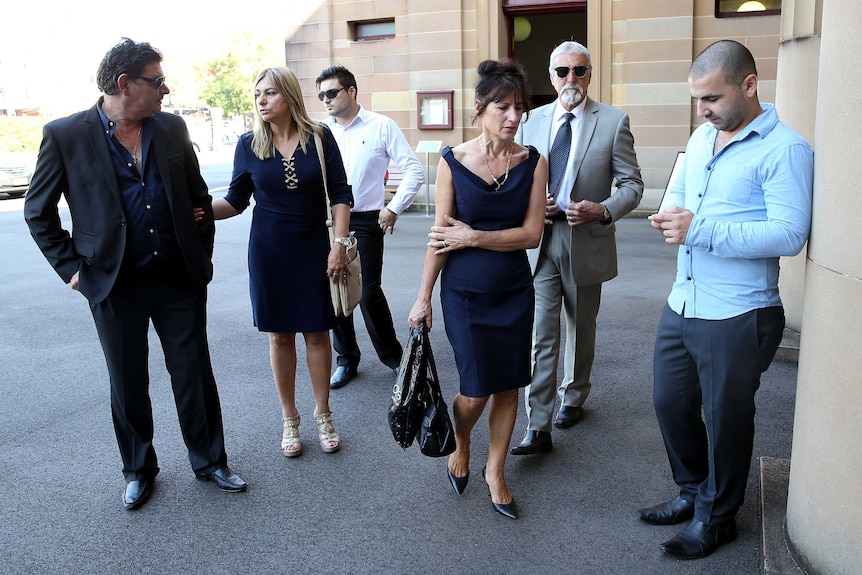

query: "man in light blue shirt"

left=638, top=40, right=813, bottom=559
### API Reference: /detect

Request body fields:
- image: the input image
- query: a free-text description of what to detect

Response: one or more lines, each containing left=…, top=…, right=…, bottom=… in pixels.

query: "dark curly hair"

left=96, top=38, right=163, bottom=95
left=473, top=59, right=531, bottom=124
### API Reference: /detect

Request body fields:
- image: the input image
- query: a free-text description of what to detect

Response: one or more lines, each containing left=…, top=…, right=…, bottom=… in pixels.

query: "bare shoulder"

left=510, top=142, right=537, bottom=169
left=449, top=138, right=480, bottom=163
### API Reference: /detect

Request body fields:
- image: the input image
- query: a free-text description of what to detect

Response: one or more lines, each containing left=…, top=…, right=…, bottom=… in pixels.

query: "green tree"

left=199, top=53, right=250, bottom=118
left=196, top=34, right=281, bottom=118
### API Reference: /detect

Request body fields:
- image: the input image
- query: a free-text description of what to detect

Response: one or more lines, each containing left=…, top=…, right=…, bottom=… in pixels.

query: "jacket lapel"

left=84, top=106, right=122, bottom=204
left=568, top=98, right=598, bottom=199
left=150, top=116, right=175, bottom=210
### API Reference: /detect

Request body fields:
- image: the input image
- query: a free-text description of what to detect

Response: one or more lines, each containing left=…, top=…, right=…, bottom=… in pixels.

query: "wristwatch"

left=601, top=205, right=611, bottom=223
left=333, top=237, right=351, bottom=248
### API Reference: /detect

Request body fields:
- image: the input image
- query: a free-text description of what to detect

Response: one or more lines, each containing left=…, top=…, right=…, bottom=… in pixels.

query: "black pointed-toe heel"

left=447, top=468, right=469, bottom=495
left=492, top=500, right=518, bottom=520
left=482, top=466, right=518, bottom=519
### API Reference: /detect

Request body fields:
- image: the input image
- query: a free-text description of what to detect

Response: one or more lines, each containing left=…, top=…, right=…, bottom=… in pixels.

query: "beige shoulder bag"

left=314, top=130, right=362, bottom=317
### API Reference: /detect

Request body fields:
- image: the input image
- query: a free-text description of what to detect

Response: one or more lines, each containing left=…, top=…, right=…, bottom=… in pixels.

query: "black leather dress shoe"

left=329, top=365, right=357, bottom=389
left=660, top=518, right=738, bottom=559
left=198, top=465, right=248, bottom=492
left=553, top=406, right=584, bottom=428
left=123, top=478, right=154, bottom=510
left=509, top=430, right=553, bottom=455
left=637, top=496, right=695, bottom=525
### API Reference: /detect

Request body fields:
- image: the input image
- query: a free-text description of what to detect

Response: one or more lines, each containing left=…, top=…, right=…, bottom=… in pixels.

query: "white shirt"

left=324, top=105, right=425, bottom=214
left=550, top=98, right=587, bottom=211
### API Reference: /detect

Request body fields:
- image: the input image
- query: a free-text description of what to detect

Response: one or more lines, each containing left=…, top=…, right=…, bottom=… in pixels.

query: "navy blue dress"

left=440, top=145, right=539, bottom=397
left=225, top=127, right=352, bottom=333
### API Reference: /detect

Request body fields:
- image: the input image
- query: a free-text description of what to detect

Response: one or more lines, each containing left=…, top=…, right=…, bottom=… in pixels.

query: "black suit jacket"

left=24, top=104, right=215, bottom=303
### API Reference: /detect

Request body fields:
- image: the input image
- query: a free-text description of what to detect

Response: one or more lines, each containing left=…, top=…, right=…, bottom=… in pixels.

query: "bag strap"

left=313, top=130, right=335, bottom=242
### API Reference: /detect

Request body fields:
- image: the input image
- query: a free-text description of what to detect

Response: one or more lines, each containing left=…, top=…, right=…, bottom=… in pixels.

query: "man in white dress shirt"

left=316, top=65, right=425, bottom=388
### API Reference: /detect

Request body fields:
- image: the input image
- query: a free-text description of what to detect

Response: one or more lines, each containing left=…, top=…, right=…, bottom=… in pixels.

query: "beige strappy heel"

left=313, top=411, right=341, bottom=453
left=281, top=415, right=302, bottom=457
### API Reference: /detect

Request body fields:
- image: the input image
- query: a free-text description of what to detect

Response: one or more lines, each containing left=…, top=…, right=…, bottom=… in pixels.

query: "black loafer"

left=329, top=365, right=357, bottom=389
left=123, top=478, right=154, bottom=510
left=637, top=496, right=695, bottom=525
left=198, top=465, right=248, bottom=492
left=553, top=406, right=584, bottom=428
left=509, top=430, right=553, bottom=455
left=660, top=518, right=738, bottom=559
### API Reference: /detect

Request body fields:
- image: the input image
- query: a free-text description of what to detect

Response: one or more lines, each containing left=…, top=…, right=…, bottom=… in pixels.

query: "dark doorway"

left=508, top=6, right=588, bottom=109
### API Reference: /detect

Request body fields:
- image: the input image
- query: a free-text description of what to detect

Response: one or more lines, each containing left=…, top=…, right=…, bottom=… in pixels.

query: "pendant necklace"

left=479, top=133, right=512, bottom=191
left=117, top=125, right=142, bottom=170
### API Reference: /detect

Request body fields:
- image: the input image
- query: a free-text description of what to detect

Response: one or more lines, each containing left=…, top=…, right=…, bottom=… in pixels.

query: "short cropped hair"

left=315, top=65, right=358, bottom=93
left=690, top=40, right=758, bottom=86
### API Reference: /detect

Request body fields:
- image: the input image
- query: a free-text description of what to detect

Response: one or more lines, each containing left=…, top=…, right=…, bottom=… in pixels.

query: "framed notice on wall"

left=417, top=91, right=453, bottom=130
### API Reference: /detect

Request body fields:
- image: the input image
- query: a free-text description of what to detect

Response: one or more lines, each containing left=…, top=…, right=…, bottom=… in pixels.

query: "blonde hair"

left=251, top=66, right=323, bottom=160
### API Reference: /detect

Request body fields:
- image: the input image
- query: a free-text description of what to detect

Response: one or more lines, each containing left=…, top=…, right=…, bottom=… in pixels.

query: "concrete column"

left=774, top=4, right=820, bottom=330
left=785, top=0, right=862, bottom=572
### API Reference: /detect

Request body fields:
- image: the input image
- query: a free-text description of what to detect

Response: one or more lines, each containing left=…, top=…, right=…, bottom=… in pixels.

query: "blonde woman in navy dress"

left=213, top=67, right=353, bottom=458
left=408, top=60, right=548, bottom=519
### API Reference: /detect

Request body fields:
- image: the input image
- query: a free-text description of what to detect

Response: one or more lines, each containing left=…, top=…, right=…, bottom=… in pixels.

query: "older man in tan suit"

left=512, top=41, right=643, bottom=454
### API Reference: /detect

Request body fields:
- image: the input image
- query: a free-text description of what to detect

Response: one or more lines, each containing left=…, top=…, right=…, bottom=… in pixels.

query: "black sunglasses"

left=317, top=87, right=345, bottom=101
left=131, top=75, right=167, bottom=90
left=553, top=65, right=591, bottom=79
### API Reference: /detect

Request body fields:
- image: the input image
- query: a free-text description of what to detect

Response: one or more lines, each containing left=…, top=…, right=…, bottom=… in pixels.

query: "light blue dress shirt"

left=663, top=103, right=813, bottom=320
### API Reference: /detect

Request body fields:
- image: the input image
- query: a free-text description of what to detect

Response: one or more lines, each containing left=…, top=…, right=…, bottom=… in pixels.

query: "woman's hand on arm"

left=430, top=152, right=547, bottom=253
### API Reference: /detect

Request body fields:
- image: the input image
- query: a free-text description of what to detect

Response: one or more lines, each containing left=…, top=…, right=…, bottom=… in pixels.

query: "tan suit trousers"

left=526, top=220, right=602, bottom=432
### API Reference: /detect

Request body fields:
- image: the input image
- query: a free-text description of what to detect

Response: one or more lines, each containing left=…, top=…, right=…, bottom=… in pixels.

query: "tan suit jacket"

left=516, top=97, right=643, bottom=284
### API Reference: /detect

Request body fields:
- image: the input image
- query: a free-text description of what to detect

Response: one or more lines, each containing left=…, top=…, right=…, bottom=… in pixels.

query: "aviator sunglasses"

left=317, top=87, right=346, bottom=101
left=131, top=75, right=167, bottom=89
left=553, top=65, right=591, bottom=78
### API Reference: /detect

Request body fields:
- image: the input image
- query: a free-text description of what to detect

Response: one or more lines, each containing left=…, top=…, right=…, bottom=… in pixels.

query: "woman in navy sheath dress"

left=408, top=60, right=548, bottom=519
left=212, top=67, right=353, bottom=458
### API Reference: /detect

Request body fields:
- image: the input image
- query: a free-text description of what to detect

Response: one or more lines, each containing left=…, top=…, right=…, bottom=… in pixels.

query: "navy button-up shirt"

left=98, top=106, right=180, bottom=271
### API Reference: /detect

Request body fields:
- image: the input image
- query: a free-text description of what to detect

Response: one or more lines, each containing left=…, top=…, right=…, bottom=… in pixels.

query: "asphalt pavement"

left=0, top=198, right=798, bottom=574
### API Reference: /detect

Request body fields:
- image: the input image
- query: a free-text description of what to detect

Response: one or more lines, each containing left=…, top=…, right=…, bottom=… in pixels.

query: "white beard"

left=561, top=84, right=584, bottom=107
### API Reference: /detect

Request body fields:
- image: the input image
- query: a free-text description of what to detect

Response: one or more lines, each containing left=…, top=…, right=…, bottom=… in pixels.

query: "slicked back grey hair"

left=548, top=41, right=592, bottom=71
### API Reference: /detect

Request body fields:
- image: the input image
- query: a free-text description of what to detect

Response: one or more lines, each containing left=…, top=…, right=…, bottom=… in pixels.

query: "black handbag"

left=388, top=323, right=456, bottom=456
left=417, top=338, right=456, bottom=457
left=388, top=325, right=428, bottom=448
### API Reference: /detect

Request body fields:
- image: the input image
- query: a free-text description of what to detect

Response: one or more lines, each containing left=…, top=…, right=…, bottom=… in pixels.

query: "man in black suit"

left=24, top=38, right=247, bottom=510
